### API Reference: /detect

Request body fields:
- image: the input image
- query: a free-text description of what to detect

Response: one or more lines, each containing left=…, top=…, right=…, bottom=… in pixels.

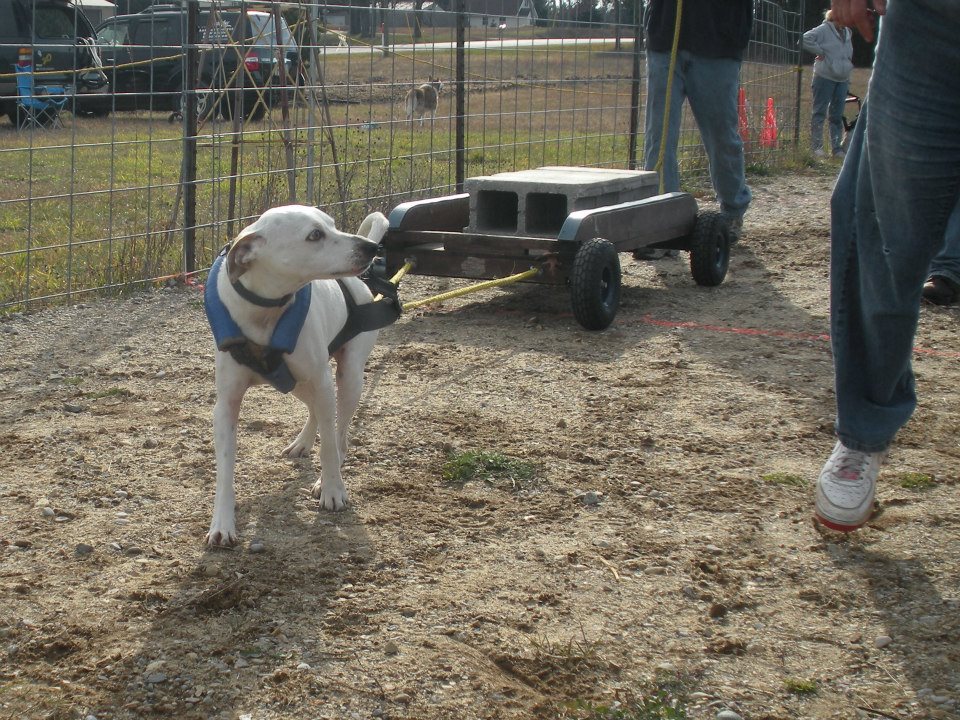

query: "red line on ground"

left=639, top=315, right=960, bottom=360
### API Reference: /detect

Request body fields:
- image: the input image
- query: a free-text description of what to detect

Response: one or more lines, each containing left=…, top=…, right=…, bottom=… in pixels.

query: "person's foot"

left=814, top=441, right=885, bottom=532
left=921, top=275, right=959, bottom=306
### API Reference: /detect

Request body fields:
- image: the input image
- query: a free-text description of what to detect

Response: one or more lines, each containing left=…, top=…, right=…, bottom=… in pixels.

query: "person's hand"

left=831, top=0, right=886, bottom=42
left=815, top=55, right=824, bottom=61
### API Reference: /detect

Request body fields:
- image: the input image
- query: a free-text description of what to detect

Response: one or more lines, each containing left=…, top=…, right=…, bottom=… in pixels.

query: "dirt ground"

left=1, top=166, right=958, bottom=720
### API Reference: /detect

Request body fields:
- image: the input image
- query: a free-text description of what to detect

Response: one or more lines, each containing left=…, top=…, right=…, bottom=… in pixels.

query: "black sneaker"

left=922, top=276, right=959, bottom=306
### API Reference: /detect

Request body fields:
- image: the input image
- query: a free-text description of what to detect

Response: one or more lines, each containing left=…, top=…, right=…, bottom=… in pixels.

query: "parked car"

left=0, top=0, right=109, bottom=124
left=93, top=4, right=300, bottom=121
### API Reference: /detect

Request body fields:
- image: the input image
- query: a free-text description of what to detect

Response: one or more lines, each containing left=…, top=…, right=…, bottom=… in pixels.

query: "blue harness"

left=204, top=250, right=402, bottom=394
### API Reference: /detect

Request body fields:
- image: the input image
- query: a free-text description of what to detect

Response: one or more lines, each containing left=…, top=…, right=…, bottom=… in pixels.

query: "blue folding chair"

left=14, top=64, right=68, bottom=130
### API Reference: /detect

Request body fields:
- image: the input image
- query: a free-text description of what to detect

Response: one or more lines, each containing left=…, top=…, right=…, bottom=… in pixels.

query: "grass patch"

left=783, top=677, right=817, bottom=695
left=441, top=449, right=535, bottom=489
left=761, top=471, right=806, bottom=487
left=898, top=472, right=935, bottom=490
left=84, top=387, right=134, bottom=400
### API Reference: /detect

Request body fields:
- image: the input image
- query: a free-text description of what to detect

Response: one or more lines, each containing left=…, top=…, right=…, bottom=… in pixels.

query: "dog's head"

left=226, top=205, right=380, bottom=287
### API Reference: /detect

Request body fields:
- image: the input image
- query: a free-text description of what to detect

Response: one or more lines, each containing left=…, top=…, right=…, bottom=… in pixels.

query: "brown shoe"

left=922, top=276, right=959, bottom=306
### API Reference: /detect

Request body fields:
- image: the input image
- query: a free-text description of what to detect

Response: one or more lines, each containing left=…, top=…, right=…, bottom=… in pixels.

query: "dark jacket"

left=645, top=0, right=753, bottom=61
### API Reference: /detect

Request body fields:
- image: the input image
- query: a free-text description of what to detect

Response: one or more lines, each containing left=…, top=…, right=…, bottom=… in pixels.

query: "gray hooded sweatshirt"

left=802, top=20, right=854, bottom=83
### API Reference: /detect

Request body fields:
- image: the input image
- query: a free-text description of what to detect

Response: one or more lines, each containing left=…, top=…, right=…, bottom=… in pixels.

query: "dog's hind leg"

left=293, top=367, right=349, bottom=510
left=333, top=332, right=377, bottom=464
left=283, top=381, right=322, bottom=458
left=207, top=375, right=246, bottom=546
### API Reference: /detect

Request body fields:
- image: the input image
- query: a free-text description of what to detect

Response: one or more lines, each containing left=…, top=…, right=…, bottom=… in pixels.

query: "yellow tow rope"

left=400, top=266, right=541, bottom=312
left=654, top=0, right=684, bottom=195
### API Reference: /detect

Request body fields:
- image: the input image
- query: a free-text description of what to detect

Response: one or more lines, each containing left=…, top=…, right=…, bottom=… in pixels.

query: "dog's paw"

left=312, top=479, right=348, bottom=511
left=205, top=522, right=239, bottom=547
left=282, top=438, right=314, bottom=458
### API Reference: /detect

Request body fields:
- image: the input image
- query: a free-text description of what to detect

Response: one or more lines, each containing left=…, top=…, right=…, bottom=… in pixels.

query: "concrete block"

left=465, top=166, right=660, bottom=237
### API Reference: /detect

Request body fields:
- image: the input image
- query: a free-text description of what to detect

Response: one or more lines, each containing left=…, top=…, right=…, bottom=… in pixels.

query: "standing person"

left=814, top=0, right=960, bottom=532
left=802, top=9, right=854, bottom=158
left=921, top=200, right=960, bottom=305
left=642, top=0, right=753, bottom=240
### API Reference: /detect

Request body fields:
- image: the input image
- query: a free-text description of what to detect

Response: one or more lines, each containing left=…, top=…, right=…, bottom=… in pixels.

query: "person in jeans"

left=642, top=0, right=753, bottom=239
left=815, top=0, right=960, bottom=532
left=921, top=200, right=960, bottom=305
left=802, top=9, right=854, bottom=158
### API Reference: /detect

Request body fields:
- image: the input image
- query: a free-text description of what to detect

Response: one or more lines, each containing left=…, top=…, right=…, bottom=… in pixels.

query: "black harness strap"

left=327, top=275, right=402, bottom=355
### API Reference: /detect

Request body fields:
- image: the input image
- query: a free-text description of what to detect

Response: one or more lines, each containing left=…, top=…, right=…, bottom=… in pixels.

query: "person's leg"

left=925, top=198, right=960, bottom=302
left=683, top=55, right=752, bottom=222
left=830, top=0, right=960, bottom=454
left=810, top=74, right=831, bottom=155
left=643, top=50, right=687, bottom=194
left=827, top=79, right=849, bottom=155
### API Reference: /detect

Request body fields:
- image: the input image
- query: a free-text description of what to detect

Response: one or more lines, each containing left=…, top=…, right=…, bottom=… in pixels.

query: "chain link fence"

left=0, top=0, right=804, bottom=312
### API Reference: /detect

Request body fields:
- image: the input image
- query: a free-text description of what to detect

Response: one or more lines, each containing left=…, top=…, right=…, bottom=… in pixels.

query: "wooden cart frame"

left=381, top=190, right=733, bottom=330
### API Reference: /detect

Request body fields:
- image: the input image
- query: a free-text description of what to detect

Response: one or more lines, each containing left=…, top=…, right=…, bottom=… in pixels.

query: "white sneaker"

left=814, top=441, right=884, bottom=532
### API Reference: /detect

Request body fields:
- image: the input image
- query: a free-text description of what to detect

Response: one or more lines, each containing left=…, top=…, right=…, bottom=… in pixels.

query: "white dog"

left=404, top=79, right=442, bottom=126
left=203, top=205, right=391, bottom=547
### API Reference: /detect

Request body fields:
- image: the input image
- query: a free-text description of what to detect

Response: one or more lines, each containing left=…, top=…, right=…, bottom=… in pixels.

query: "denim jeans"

left=830, top=0, right=960, bottom=452
left=927, top=198, right=960, bottom=286
left=810, top=74, right=849, bottom=154
left=643, top=50, right=751, bottom=221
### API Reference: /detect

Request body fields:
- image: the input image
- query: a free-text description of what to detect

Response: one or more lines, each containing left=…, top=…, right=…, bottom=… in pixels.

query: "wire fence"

left=0, top=0, right=804, bottom=313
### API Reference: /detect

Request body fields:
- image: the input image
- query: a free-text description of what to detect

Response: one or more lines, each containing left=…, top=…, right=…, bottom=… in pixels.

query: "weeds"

left=761, top=471, right=806, bottom=487
left=783, top=677, right=817, bottom=695
left=441, top=449, right=535, bottom=489
left=898, top=472, right=935, bottom=490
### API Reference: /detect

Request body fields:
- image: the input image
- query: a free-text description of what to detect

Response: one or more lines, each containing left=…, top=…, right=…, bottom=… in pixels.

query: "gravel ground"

left=1, top=165, right=959, bottom=720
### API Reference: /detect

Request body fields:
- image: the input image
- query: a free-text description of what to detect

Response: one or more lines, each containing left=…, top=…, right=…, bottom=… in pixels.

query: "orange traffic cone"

left=760, top=97, right=778, bottom=149
left=737, top=87, right=750, bottom=145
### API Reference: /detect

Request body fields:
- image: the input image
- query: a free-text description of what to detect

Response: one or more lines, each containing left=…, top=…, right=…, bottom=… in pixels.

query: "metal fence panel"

left=0, top=0, right=803, bottom=312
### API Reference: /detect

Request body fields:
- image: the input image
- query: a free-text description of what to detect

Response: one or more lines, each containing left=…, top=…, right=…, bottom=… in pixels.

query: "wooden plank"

left=558, top=192, right=698, bottom=248
left=386, top=249, right=567, bottom=285
left=383, top=230, right=561, bottom=255
left=387, top=194, right=470, bottom=232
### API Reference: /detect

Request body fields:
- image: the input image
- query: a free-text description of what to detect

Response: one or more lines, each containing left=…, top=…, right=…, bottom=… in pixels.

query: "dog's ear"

left=357, top=212, right=389, bottom=245
left=226, top=231, right=262, bottom=282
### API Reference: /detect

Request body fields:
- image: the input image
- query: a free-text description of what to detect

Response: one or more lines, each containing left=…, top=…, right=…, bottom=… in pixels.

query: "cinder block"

left=465, top=166, right=660, bottom=237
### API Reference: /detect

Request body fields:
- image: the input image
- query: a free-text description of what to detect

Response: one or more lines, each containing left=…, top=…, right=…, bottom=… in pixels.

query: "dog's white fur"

left=207, top=205, right=389, bottom=547
left=404, top=79, right=442, bottom=127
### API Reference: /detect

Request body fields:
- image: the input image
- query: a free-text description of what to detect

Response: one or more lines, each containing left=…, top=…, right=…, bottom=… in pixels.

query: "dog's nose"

left=355, top=236, right=379, bottom=260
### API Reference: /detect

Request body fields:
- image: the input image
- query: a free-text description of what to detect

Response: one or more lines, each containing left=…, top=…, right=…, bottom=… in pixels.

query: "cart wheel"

left=570, top=238, right=621, bottom=331
left=689, top=211, right=731, bottom=287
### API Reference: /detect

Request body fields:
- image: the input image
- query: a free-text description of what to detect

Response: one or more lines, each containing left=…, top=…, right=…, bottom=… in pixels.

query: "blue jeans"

left=810, top=74, right=849, bottom=154
left=830, top=0, right=960, bottom=453
left=643, top=50, right=751, bottom=221
left=927, top=198, right=960, bottom=286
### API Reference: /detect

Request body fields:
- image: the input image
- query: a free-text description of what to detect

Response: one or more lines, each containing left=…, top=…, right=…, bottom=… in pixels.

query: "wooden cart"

left=381, top=181, right=732, bottom=331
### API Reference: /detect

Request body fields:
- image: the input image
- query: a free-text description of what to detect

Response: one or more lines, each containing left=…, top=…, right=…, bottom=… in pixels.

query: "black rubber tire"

left=570, top=237, right=621, bottom=331
left=689, top=211, right=731, bottom=287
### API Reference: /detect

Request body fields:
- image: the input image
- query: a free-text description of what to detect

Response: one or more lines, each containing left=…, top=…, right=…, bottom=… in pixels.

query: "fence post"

left=455, top=0, right=466, bottom=192
left=793, top=0, right=805, bottom=150
left=628, top=0, right=643, bottom=170
left=182, top=0, right=199, bottom=274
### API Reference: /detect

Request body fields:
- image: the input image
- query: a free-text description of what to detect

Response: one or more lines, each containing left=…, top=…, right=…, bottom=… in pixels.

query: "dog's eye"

left=306, top=229, right=325, bottom=243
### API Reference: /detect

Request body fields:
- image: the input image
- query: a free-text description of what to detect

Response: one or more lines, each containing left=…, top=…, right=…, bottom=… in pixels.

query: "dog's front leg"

left=207, top=378, right=246, bottom=547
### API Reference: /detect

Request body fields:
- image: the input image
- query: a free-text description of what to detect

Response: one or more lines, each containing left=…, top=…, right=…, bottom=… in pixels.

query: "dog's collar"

left=231, top=277, right=293, bottom=308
